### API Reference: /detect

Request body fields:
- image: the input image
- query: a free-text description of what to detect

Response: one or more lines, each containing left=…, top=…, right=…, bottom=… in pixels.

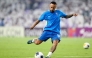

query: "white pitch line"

left=57, top=56, right=92, bottom=58
left=26, top=56, right=92, bottom=58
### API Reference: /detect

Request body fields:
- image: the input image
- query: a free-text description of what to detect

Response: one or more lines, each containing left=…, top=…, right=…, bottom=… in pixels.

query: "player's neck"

left=50, top=10, right=55, bottom=13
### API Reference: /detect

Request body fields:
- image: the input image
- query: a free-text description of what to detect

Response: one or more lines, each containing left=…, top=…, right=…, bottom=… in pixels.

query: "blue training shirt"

left=38, top=10, right=66, bottom=34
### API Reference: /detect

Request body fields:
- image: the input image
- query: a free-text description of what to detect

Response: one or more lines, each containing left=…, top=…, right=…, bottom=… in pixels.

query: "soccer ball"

left=83, top=42, right=90, bottom=49
left=34, top=52, right=44, bottom=58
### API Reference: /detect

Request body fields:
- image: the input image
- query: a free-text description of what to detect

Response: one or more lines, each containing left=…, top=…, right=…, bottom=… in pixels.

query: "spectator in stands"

left=0, top=18, right=4, bottom=26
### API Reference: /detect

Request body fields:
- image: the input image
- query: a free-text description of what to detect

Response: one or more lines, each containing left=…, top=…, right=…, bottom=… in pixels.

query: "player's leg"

left=46, top=40, right=59, bottom=58
left=27, top=31, right=50, bottom=45
left=27, top=39, right=43, bottom=45
left=50, top=40, right=59, bottom=53
left=46, top=33, right=60, bottom=58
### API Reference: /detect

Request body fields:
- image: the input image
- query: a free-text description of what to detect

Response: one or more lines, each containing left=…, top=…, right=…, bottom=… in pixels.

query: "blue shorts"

left=38, top=30, right=60, bottom=42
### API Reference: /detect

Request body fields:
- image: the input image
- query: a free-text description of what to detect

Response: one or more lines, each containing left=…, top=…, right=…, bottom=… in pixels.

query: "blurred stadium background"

left=0, top=0, right=92, bottom=58
left=0, top=0, right=92, bottom=37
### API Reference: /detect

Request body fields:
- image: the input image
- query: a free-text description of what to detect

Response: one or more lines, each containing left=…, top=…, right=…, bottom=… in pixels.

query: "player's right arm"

left=30, top=12, right=46, bottom=30
left=30, top=20, right=40, bottom=30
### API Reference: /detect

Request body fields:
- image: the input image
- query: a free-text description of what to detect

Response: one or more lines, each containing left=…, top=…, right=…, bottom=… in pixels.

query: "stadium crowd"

left=0, top=0, right=92, bottom=28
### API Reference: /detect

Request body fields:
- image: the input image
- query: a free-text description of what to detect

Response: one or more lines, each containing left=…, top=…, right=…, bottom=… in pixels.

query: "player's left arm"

left=65, top=13, right=77, bottom=18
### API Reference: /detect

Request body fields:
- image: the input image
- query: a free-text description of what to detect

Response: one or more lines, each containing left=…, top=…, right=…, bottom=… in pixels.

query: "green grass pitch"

left=0, top=37, right=92, bottom=58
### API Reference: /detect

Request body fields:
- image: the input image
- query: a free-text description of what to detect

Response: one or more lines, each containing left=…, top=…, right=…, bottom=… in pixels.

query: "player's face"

left=49, top=4, right=56, bottom=12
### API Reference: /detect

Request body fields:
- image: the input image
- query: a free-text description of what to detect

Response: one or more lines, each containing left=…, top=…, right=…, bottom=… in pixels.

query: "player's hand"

left=30, top=26, right=34, bottom=30
left=73, top=13, right=78, bottom=16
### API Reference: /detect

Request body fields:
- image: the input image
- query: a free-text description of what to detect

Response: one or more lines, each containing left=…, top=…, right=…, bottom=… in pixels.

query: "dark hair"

left=50, top=1, right=57, bottom=5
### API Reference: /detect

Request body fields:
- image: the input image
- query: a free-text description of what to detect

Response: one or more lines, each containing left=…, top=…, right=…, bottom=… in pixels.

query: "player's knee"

left=53, top=43, right=58, bottom=47
left=53, top=40, right=59, bottom=45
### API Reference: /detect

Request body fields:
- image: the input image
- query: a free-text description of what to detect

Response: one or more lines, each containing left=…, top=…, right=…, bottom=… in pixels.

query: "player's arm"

left=30, top=12, right=45, bottom=30
left=65, top=13, right=77, bottom=18
left=30, top=20, right=40, bottom=30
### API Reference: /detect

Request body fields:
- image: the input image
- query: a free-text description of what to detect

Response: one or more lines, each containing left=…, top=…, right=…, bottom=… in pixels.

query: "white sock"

left=32, top=39, right=35, bottom=42
left=47, top=52, right=52, bottom=57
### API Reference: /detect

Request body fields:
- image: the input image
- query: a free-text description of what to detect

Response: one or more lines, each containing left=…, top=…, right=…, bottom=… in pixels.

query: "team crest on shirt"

left=56, top=12, right=58, bottom=16
left=47, top=15, right=51, bottom=19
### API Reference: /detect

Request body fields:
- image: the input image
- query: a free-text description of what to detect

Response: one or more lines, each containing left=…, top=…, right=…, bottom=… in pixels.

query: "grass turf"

left=0, top=37, right=92, bottom=58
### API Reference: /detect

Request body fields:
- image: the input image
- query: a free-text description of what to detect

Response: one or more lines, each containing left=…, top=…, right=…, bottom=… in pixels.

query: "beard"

left=50, top=10, right=54, bottom=13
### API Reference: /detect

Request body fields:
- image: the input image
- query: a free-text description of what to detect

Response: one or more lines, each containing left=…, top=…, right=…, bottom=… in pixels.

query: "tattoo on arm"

left=65, top=14, right=73, bottom=18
